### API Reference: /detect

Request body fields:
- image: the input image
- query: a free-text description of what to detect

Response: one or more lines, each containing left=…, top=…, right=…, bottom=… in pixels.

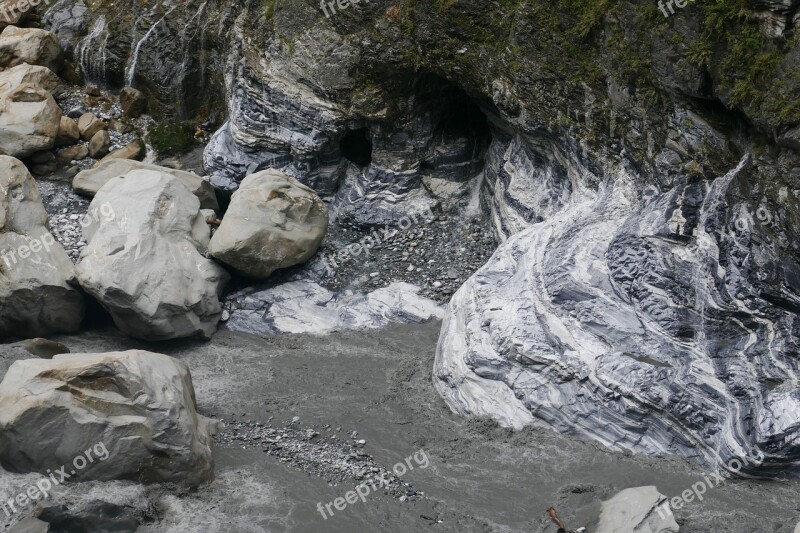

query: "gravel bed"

left=36, top=179, right=92, bottom=262
left=215, top=417, right=426, bottom=502
left=317, top=214, right=499, bottom=303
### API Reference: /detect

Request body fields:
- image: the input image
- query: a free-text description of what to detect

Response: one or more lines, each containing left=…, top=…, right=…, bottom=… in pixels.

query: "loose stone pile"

left=216, top=417, right=425, bottom=501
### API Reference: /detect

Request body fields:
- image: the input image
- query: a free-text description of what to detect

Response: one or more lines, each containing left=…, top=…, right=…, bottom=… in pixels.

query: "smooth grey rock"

left=209, top=170, right=328, bottom=279
left=591, top=486, right=678, bottom=533
left=0, top=156, right=83, bottom=338
left=75, top=170, right=228, bottom=341
left=0, top=83, right=61, bottom=158
left=37, top=500, right=141, bottom=532
left=18, top=338, right=70, bottom=358
left=8, top=517, right=49, bottom=533
left=0, top=350, right=215, bottom=486
left=0, top=26, right=63, bottom=73
left=73, top=158, right=219, bottom=211
left=225, top=280, right=443, bottom=336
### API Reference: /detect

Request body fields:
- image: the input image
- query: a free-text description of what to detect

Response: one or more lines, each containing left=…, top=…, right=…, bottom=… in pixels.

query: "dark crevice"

left=340, top=128, right=373, bottom=167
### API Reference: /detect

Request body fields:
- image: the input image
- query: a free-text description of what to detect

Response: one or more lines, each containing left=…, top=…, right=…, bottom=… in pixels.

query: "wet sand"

left=3, top=323, right=799, bottom=532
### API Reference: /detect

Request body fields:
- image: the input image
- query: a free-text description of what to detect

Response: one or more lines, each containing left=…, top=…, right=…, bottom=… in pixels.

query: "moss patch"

left=147, top=123, right=197, bottom=157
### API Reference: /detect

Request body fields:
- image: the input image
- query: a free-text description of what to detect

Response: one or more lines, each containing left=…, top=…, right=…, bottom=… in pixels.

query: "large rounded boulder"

left=0, top=82, right=61, bottom=158
left=0, top=26, right=63, bottom=72
left=209, top=169, right=328, bottom=279
left=75, top=170, right=229, bottom=341
left=0, top=156, right=83, bottom=337
left=0, top=350, right=215, bottom=487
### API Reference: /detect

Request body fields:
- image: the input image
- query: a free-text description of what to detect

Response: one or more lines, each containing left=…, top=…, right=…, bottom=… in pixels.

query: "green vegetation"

left=683, top=0, right=798, bottom=123
left=147, top=123, right=196, bottom=157
left=264, top=0, right=277, bottom=22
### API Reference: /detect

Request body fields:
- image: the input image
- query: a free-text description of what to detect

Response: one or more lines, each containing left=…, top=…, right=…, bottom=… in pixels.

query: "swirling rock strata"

left=225, top=280, right=443, bottom=336
left=435, top=154, right=800, bottom=477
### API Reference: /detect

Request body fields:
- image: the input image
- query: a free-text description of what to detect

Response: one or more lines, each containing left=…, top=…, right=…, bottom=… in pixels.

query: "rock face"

left=435, top=154, right=800, bottom=477
left=209, top=170, right=328, bottom=279
left=201, top=36, right=487, bottom=229
left=73, top=158, right=219, bottom=211
left=224, top=280, right=443, bottom=336
left=44, top=0, right=800, bottom=478
left=0, top=26, right=63, bottom=73
left=0, top=156, right=83, bottom=338
left=591, top=487, right=678, bottom=533
left=0, top=83, right=61, bottom=157
left=0, top=350, right=215, bottom=486
left=75, top=170, right=229, bottom=341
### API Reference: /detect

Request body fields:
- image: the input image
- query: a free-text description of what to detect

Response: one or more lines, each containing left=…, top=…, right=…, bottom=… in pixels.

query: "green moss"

left=685, top=0, right=799, bottom=123
left=264, top=0, right=277, bottom=22
left=147, top=123, right=196, bottom=157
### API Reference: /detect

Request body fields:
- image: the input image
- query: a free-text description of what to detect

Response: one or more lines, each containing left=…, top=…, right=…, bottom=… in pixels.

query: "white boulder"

left=75, top=170, right=229, bottom=340
left=225, top=280, right=444, bottom=336
left=592, top=486, right=679, bottom=533
left=0, top=63, right=61, bottom=94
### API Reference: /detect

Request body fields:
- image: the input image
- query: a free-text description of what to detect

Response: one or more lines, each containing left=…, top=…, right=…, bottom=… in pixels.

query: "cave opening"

left=414, top=75, right=494, bottom=178
left=340, top=128, right=373, bottom=167
left=433, top=87, right=492, bottom=148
